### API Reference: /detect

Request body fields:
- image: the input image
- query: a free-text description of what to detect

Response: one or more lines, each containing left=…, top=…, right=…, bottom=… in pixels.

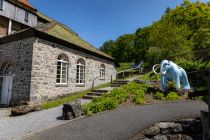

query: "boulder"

left=153, top=134, right=168, bottom=140
left=62, top=101, right=82, bottom=120
left=176, top=119, right=201, bottom=134
left=11, top=105, right=41, bottom=116
left=156, top=122, right=182, bottom=134
left=143, top=125, right=160, bottom=138
left=166, top=134, right=182, bottom=140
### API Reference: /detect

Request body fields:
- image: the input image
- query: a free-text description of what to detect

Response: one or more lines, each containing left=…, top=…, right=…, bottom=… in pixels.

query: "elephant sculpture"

left=153, top=60, right=190, bottom=91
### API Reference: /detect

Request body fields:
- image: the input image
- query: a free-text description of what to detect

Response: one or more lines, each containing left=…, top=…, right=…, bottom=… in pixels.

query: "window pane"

left=56, top=78, right=60, bottom=83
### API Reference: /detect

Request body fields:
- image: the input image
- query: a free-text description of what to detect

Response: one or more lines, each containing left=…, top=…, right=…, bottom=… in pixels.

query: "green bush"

left=154, top=92, right=165, bottom=100
left=82, top=103, right=93, bottom=116
left=83, top=82, right=148, bottom=116
left=102, top=98, right=118, bottom=110
left=165, top=92, right=180, bottom=101
left=165, top=81, right=176, bottom=92
left=133, top=90, right=145, bottom=105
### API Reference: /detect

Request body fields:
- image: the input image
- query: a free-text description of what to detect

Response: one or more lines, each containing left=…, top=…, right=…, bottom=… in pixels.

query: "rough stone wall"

left=0, top=38, right=34, bottom=104
left=30, top=38, right=116, bottom=102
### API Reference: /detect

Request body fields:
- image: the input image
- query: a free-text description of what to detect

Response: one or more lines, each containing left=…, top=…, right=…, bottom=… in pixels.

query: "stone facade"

left=30, top=38, right=116, bottom=102
left=0, top=38, right=34, bottom=104
left=0, top=37, right=116, bottom=104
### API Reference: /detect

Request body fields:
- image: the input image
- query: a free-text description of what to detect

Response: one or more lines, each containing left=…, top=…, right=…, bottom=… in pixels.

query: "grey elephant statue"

left=153, top=60, right=190, bottom=91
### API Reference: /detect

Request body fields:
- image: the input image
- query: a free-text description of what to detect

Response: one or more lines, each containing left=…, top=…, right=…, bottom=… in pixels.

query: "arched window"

left=100, top=64, right=105, bottom=78
left=56, top=54, right=68, bottom=84
left=76, top=59, right=85, bottom=84
left=4, top=63, right=14, bottom=75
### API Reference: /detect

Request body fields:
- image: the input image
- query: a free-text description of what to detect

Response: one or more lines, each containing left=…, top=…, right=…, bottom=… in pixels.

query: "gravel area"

left=0, top=106, right=65, bottom=140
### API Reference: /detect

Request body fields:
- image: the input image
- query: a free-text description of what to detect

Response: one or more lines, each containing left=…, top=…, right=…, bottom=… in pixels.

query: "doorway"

left=0, top=63, right=14, bottom=105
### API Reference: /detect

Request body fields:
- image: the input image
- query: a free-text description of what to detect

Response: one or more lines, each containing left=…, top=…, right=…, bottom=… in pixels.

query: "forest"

left=99, top=0, right=210, bottom=71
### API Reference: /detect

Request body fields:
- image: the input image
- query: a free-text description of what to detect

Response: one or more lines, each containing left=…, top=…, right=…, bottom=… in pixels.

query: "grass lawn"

left=117, top=63, right=132, bottom=72
left=139, top=71, right=160, bottom=81
left=41, top=82, right=111, bottom=109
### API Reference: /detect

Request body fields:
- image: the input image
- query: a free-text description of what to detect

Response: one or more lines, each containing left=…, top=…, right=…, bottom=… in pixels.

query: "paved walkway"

left=24, top=101, right=207, bottom=140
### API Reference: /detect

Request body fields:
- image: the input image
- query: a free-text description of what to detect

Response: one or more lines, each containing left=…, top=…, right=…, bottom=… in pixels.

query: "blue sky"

left=29, top=0, right=210, bottom=48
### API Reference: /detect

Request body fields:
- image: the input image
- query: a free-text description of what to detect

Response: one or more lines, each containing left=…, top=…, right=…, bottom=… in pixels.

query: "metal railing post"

left=92, top=79, right=95, bottom=90
left=111, top=75, right=113, bottom=84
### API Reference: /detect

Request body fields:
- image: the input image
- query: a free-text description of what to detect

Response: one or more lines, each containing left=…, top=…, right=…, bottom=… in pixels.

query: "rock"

left=166, top=134, right=182, bottom=140
left=156, top=122, right=182, bottom=134
left=181, top=135, right=193, bottom=140
left=153, top=134, right=168, bottom=140
left=143, top=125, right=160, bottom=138
left=11, top=105, right=41, bottom=116
left=177, top=119, right=201, bottom=134
left=62, top=101, right=82, bottom=120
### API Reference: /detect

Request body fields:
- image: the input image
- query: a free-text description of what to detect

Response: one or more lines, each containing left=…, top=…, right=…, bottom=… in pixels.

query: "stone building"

left=0, top=0, right=117, bottom=105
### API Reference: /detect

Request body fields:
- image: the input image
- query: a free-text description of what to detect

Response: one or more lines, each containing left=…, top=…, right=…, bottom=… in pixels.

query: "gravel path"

left=24, top=100, right=207, bottom=140
left=0, top=106, right=66, bottom=140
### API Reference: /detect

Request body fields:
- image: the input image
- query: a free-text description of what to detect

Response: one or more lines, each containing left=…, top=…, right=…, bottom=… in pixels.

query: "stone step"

left=112, top=82, right=127, bottom=85
left=91, top=90, right=108, bottom=93
left=83, top=95, right=100, bottom=99
left=87, top=92, right=104, bottom=96
left=110, top=84, right=121, bottom=87
left=115, top=80, right=129, bottom=83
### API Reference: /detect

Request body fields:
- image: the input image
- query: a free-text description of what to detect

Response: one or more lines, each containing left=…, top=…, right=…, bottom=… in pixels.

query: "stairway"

left=110, top=80, right=129, bottom=87
left=83, top=80, right=129, bottom=100
left=83, top=89, right=109, bottom=99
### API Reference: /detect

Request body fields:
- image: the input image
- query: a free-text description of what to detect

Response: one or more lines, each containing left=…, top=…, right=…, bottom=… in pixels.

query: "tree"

left=133, top=27, right=151, bottom=63
left=100, top=40, right=115, bottom=56
left=114, top=34, right=134, bottom=62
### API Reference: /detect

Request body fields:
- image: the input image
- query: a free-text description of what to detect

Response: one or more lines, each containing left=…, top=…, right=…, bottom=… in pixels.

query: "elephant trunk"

left=152, top=64, right=160, bottom=74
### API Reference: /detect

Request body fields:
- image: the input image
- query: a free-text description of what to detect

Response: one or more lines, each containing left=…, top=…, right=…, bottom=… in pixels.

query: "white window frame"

left=100, top=64, right=105, bottom=79
left=56, top=55, right=68, bottom=84
left=76, top=59, right=85, bottom=84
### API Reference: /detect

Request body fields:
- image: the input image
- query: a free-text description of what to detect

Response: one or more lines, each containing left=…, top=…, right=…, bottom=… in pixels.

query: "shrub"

left=132, top=90, right=145, bottom=105
left=165, top=81, right=176, bottom=92
left=165, top=92, right=180, bottom=101
left=102, top=98, right=118, bottom=110
left=82, top=103, right=93, bottom=116
left=133, top=95, right=145, bottom=105
left=82, top=82, right=148, bottom=116
left=154, top=92, right=165, bottom=100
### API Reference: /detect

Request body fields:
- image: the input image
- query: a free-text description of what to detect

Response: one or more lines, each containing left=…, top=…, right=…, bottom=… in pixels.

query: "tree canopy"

left=99, top=0, right=210, bottom=68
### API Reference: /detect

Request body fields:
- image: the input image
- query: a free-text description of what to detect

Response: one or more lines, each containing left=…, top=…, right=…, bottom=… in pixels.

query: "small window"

left=76, top=59, right=85, bottom=84
left=100, top=64, right=105, bottom=79
left=0, top=0, right=3, bottom=10
left=25, top=10, right=29, bottom=22
left=56, top=54, right=68, bottom=84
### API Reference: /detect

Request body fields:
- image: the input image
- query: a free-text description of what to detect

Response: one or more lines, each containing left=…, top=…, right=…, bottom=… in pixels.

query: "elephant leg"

left=160, top=76, right=165, bottom=91
left=175, top=75, right=181, bottom=89
left=160, top=76, right=168, bottom=91
left=181, top=70, right=191, bottom=89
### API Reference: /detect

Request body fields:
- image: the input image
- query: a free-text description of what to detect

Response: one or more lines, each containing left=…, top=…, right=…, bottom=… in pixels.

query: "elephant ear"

left=161, top=62, right=169, bottom=75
